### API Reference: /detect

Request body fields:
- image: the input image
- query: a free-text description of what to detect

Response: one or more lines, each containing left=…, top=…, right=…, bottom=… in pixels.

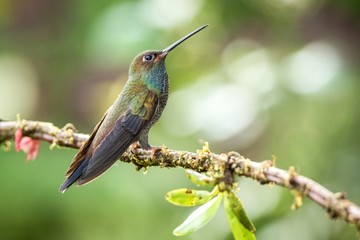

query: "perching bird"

left=59, top=25, right=208, bottom=192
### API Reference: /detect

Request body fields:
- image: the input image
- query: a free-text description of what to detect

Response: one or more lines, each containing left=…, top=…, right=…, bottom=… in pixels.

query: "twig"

left=0, top=119, right=359, bottom=232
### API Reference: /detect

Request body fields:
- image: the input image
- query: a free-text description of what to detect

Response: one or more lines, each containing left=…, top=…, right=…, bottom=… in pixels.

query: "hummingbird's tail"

left=59, top=157, right=90, bottom=193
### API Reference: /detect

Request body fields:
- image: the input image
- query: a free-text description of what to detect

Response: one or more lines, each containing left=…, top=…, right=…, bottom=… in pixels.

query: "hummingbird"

left=59, top=25, right=208, bottom=193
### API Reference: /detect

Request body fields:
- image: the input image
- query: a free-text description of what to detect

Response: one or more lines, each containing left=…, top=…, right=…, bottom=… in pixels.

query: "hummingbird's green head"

left=128, top=24, right=208, bottom=92
left=128, top=50, right=168, bottom=93
left=129, top=50, right=167, bottom=75
left=130, top=24, right=209, bottom=74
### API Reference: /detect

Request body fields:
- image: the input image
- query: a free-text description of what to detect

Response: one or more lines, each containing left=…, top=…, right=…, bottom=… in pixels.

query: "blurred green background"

left=1, top=0, right=360, bottom=239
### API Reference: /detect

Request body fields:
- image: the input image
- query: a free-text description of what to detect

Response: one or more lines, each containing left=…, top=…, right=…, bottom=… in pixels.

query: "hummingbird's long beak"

left=161, top=24, right=208, bottom=57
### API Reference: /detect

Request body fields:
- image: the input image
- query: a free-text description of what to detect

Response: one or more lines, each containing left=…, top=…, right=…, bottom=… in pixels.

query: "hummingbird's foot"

left=130, top=142, right=141, bottom=153
left=150, top=146, right=162, bottom=159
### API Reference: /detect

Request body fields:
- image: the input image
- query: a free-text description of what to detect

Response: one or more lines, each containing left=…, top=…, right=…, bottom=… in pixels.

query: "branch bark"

left=1, top=119, right=359, bottom=232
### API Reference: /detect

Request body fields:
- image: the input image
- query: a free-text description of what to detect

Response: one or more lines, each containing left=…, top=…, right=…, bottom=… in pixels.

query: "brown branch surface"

left=1, top=119, right=359, bottom=231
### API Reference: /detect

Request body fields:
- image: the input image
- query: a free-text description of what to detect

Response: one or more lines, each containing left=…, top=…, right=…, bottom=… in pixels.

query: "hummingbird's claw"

left=150, top=146, right=162, bottom=159
left=130, top=142, right=141, bottom=153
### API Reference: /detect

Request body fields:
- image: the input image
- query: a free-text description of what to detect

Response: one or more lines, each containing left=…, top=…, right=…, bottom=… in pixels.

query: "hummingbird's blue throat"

left=144, top=62, right=166, bottom=94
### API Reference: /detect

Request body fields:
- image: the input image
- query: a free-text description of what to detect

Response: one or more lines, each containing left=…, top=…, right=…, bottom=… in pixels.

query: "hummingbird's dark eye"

left=143, top=53, right=156, bottom=62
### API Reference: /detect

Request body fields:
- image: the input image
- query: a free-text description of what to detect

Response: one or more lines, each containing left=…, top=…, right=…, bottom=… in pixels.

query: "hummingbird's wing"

left=60, top=90, right=158, bottom=190
left=65, top=109, right=109, bottom=178
left=76, top=110, right=145, bottom=184
left=76, top=91, right=158, bottom=185
left=59, top=109, right=110, bottom=192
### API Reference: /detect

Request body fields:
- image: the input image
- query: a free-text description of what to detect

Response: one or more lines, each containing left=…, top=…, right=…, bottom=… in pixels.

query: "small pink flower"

left=15, top=129, right=22, bottom=151
left=15, top=129, right=40, bottom=162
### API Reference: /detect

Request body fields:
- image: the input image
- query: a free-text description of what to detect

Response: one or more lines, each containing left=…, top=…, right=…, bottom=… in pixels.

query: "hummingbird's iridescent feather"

left=78, top=91, right=158, bottom=185
left=77, top=110, right=145, bottom=185
left=60, top=89, right=158, bottom=190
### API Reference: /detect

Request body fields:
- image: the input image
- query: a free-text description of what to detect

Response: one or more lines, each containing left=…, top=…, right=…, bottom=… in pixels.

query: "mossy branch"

left=0, top=119, right=359, bottom=232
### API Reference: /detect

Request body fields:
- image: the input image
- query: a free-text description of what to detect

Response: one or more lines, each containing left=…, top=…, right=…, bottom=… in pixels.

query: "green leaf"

left=165, top=188, right=217, bottom=206
left=173, top=194, right=223, bottom=236
left=224, top=191, right=256, bottom=240
left=186, top=169, right=216, bottom=186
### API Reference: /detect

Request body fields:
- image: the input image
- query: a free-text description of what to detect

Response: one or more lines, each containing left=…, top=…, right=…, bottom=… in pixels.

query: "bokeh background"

left=1, top=0, right=359, bottom=239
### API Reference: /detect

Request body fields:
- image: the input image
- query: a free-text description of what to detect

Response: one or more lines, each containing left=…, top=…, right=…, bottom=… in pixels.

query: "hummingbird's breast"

left=138, top=73, right=169, bottom=147
left=151, top=71, right=169, bottom=122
